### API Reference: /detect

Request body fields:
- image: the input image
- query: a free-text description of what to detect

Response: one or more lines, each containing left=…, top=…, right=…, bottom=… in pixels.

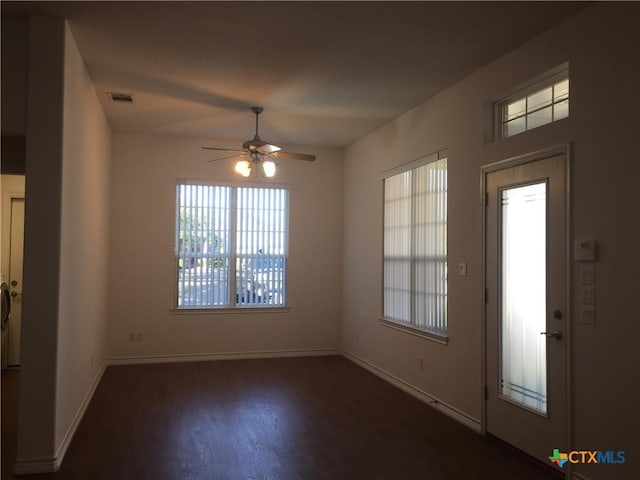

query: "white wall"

left=1, top=16, right=28, bottom=135
left=343, top=4, right=638, bottom=480
left=55, top=23, right=112, bottom=455
left=108, top=132, right=343, bottom=361
left=15, top=18, right=112, bottom=473
left=17, top=17, right=66, bottom=469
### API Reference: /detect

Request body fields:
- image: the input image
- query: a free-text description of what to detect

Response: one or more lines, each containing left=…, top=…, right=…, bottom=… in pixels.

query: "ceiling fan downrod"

left=251, top=106, right=263, bottom=139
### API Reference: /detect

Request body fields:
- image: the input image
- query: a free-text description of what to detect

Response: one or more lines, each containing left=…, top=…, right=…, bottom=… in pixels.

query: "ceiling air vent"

left=107, top=92, right=134, bottom=103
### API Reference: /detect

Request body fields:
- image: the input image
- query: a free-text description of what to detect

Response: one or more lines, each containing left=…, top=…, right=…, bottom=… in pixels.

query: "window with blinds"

left=383, top=153, right=447, bottom=337
left=176, top=184, right=288, bottom=309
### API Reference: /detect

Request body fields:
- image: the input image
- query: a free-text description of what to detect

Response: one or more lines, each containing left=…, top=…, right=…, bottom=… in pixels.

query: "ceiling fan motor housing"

left=243, top=135, right=267, bottom=152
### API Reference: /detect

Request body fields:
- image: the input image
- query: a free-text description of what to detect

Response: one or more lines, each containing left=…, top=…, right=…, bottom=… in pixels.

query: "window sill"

left=379, top=318, right=449, bottom=345
left=171, top=306, right=290, bottom=315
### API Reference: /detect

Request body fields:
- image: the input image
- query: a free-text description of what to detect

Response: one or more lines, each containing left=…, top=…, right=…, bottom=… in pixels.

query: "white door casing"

left=8, top=197, right=25, bottom=366
left=484, top=147, right=569, bottom=468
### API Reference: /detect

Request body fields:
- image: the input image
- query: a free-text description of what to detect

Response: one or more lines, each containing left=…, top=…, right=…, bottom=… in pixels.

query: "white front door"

left=8, top=197, right=25, bottom=366
left=484, top=150, right=568, bottom=468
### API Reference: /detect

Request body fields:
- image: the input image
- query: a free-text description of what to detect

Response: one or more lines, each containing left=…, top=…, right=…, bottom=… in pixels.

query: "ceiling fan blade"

left=272, top=151, right=316, bottom=162
left=202, top=146, right=246, bottom=153
left=257, top=143, right=282, bottom=154
left=207, top=153, right=247, bottom=163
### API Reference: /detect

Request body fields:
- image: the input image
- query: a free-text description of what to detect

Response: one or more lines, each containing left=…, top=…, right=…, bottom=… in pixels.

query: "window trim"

left=170, top=306, right=290, bottom=315
left=379, top=317, right=449, bottom=344
left=380, top=150, right=448, bottom=342
left=173, top=180, right=291, bottom=311
left=494, top=63, right=569, bottom=140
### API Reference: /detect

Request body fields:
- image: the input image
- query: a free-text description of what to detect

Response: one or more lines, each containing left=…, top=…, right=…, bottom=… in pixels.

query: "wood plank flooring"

left=3, top=356, right=561, bottom=479
left=2, top=368, right=20, bottom=480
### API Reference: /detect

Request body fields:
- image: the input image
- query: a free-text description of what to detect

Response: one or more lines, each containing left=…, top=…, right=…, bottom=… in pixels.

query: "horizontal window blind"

left=176, top=184, right=288, bottom=309
left=383, top=155, right=447, bottom=336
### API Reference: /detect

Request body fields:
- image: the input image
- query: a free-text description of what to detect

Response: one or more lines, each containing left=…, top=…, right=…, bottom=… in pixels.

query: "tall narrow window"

left=176, top=184, right=288, bottom=309
left=383, top=152, right=447, bottom=338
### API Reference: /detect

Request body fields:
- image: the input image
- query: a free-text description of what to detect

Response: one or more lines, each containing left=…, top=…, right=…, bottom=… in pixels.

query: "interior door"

left=485, top=152, right=567, bottom=467
left=8, top=197, right=25, bottom=366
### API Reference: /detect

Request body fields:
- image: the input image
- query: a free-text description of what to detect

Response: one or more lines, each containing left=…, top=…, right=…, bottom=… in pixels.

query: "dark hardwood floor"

left=3, top=356, right=561, bottom=479
left=2, top=368, right=20, bottom=480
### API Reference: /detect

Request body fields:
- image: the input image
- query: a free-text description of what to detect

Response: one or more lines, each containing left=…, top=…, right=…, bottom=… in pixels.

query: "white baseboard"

left=13, top=456, right=59, bottom=475
left=341, top=350, right=481, bottom=432
left=13, top=360, right=107, bottom=475
left=571, top=472, right=592, bottom=480
left=55, top=360, right=108, bottom=465
left=108, top=347, right=340, bottom=366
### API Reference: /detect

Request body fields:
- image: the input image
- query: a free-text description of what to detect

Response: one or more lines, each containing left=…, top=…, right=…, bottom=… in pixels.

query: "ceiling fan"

left=202, top=106, right=315, bottom=177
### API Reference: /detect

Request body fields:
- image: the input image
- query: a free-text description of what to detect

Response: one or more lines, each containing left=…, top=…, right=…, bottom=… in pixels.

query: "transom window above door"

left=497, top=65, right=569, bottom=139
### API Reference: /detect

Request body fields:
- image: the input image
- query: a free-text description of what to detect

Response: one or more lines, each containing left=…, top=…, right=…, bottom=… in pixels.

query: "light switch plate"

left=581, top=305, right=596, bottom=325
left=457, top=262, right=467, bottom=277
left=579, top=285, right=596, bottom=305
left=579, top=264, right=595, bottom=285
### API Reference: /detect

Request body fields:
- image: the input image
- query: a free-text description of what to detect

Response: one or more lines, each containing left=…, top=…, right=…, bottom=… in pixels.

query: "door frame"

left=2, top=188, right=26, bottom=367
left=480, top=144, right=572, bottom=469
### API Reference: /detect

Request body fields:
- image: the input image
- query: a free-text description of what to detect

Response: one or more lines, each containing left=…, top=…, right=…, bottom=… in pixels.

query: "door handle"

left=541, top=330, right=562, bottom=340
left=10, top=291, right=21, bottom=297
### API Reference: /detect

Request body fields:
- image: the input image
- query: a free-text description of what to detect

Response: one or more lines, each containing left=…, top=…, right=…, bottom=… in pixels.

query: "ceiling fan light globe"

left=263, top=161, right=277, bottom=177
left=235, top=160, right=251, bottom=177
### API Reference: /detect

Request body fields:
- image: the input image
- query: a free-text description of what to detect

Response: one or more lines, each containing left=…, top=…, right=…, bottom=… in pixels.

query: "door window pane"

left=500, top=182, right=547, bottom=413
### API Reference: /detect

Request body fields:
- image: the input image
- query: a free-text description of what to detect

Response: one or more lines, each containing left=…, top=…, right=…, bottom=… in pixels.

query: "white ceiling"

left=2, top=1, right=587, bottom=147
